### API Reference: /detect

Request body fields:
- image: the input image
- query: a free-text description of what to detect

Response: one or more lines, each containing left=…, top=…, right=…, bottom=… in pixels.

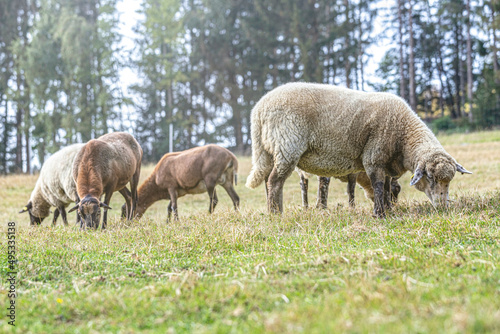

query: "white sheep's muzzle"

left=414, top=177, right=450, bottom=207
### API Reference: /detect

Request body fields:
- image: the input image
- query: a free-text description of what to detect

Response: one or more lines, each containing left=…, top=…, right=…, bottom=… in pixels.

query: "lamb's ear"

left=19, top=202, right=33, bottom=213
left=456, top=163, right=472, bottom=175
left=68, top=204, right=79, bottom=213
left=410, top=167, right=424, bottom=186
left=100, top=202, right=112, bottom=210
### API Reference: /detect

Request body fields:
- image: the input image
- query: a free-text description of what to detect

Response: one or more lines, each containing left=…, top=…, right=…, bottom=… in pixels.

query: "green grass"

left=1, top=130, right=500, bottom=333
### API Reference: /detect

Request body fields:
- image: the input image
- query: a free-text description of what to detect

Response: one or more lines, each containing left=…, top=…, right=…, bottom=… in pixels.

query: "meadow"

left=1, top=130, right=499, bottom=333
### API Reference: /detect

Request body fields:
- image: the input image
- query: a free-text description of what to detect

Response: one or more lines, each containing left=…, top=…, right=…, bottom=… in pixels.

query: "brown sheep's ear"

left=410, top=167, right=424, bottom=186
left=19, top=202, right=32, bottom=213
left=68, top=204, right=79, bottom=213
left=456, top=163, right=472, bottom=175
left=100, top=202, right=112, bottom=210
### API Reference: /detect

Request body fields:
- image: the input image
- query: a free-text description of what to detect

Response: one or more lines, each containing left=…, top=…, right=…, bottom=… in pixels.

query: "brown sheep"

left=129, top=144, right=239, bottom=221
left=69, top=132, right=143, bottom=229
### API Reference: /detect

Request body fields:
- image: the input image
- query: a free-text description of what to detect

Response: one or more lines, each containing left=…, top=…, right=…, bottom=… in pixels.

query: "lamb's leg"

left=60, top=206, right=68, bottom=226
left=222, top=182, right=240, bottom=211
left=168, top=188, right=179, bottom=221
left=268, top=162, right=295, bottom=214
left=384, top=176, right=392, bottom=210
left=52, top=208, right=60, bottom=226
left=367, top=168, right=386, bottom=218
left=119, top=187, right=133, bottom=220
left=347, top=174, right=357, bottom=208
left=101, top=191, right=114, bottom=230
left=316, top=177, right=331, bottom=209
left=299, top=174, right=309, bottom=209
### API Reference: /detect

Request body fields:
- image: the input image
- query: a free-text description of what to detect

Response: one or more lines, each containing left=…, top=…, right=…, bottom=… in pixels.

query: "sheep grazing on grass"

left=128, top=144, right=239, bottom=221
left=20, top=144, right=84, bottom=226
left=246, top=82, right=471, bottom=217
left=69, top=132, right=143, bottom=229
left=296, top=169, right=401, bottom=209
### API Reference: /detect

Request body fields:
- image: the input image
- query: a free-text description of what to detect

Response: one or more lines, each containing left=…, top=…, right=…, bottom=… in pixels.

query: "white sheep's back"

left=252, top=82, right=419, bottom=177
left=38, top=144, right=84, bottom=207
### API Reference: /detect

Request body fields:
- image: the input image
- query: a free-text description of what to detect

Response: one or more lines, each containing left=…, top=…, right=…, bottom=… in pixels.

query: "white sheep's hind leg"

left=346, top=174, right=357, bottom=209
left=268, top=160, right=299, bottom=214
left=299, top=173, right=309, bottom=209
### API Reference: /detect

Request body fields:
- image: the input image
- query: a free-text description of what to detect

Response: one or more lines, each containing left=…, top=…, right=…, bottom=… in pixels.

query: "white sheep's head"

left=68, top=195, right=111, bottom=229
left=19, top=202, right=45, bottom=226
left=410, top=154, right=471, bottom=206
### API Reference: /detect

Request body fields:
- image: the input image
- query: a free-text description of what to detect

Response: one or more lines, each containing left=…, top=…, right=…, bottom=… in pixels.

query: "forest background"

left=1, top=0, right=499, bottom=174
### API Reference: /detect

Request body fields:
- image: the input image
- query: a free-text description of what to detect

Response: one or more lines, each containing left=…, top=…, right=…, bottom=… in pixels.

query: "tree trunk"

left=492, top=9, right=499, bottom=86
left=466, top=0, right=474, bottom=122
left=344, top=0, right=351, bottom=88
left=398, top=0, right=406, bottom=99
left=408, top=0, right=417, bottom=112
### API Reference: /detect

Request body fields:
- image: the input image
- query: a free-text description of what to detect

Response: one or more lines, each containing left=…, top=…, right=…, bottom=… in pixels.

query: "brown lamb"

left=130, top=144, right=239, bottom=221
left=69, top=132, right=143, bottom=229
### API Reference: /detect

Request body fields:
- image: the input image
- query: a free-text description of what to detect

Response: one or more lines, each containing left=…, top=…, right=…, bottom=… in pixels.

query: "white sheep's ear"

left=100, top=202, right=112, bottom=210
left=456, top=163, right=472, bottom=175
left=68, top=204, right=79, bottom=213
left=410, top=168, right=424, bottom=186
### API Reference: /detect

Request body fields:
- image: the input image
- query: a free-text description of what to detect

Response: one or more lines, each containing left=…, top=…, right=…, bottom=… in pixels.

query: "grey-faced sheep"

left=128, top=144, right=239, bottom=221
left=246, top=82, right=471, bottom=217
left=296, top=169, right=401, bottom=209
left=69, top=132, right=143, bottom=229
left=20, top=144, right=84, bottom=226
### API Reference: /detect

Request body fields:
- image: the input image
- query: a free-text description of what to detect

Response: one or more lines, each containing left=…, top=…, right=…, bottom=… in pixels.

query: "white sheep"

left=20, top=144, right=84, bottom=225
left=246, top=82, right=471, bottom=217
left=296, top=168, right=401, bottom=209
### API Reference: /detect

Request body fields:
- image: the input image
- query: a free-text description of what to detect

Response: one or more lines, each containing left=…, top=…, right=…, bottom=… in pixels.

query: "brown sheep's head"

left=410, top=153, right=471, bottom=206
left=68, top=195, right=111, bottom=229
left=19, top=202, right=46, bottom=226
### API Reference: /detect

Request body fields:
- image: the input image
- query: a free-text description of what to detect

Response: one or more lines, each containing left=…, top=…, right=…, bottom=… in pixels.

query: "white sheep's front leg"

left=316, top=177, right=330, bottom=209
left=367, top=168, right=387, bottom=218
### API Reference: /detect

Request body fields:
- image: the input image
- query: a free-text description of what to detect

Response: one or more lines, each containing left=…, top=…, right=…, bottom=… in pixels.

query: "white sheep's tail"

left=246, top=117, right=273, bottom=189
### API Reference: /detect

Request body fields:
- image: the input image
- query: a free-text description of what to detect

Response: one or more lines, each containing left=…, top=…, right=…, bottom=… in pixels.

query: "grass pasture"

left=1, top=130, right=500, bottom=333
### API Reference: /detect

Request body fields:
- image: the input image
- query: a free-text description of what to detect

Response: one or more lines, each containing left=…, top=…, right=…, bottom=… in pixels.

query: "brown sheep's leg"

left=267, top=164, right=294, bottom=214
left=60, top=206, right=68, bottom=226
left=130, top=162, right=141, bottom=219
left=316, top=177, right=331, bottom=209
left=299, top=174, right=309, bottom=209
left=384, top=176, right=392, bottom=210
left=222, top=182, right=240, bottom=211
left=119, top=187, right=133, bottom=220
left=367, top=168, right=386, bottom=218
left=207, top=187, right=218, bottom=213
left=347, top=174, right=357, bottom=208
left=167, top=201, right=173, bottom=222
left=168, top=188, right=179, bottom=221
left=52, top=208, right=60, bottom=226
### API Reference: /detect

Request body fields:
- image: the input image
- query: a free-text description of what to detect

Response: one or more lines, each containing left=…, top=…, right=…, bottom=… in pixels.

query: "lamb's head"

left=410, top=153, right=471, bottom=206
left=68, top=195, right=111, bottom=229
left=19, top=202, right=46, bottom=225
